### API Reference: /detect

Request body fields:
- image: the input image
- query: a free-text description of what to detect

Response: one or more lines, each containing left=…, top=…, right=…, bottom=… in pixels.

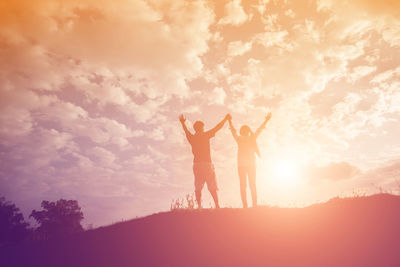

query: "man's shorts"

left=193, top=162, right=218, bottom=192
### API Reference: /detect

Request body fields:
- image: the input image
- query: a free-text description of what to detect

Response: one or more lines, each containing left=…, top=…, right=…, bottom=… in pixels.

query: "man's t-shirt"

left=187, top=131, right=215, bottom=163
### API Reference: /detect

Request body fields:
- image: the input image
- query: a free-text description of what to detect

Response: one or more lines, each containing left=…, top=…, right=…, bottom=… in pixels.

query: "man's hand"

left=266, top=112, right=272, bottom=122
left=225, top=114, right=232, bottom=121
left=179, top=114, right=186, bottom=123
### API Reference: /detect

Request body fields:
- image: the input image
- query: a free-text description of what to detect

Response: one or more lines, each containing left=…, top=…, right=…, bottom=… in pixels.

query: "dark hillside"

left=2, top=194, right=400, bottom=267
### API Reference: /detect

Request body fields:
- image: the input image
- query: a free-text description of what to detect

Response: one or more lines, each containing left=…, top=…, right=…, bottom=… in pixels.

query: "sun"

left=260, top=156, right=303, bottom=189
left=273, top=160, right=300, bottom=184
left=258, top=146, right=309, bottom=195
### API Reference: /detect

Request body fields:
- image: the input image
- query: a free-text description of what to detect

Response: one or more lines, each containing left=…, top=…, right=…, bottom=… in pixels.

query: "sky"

left=1, top=0, right=400, bottom=227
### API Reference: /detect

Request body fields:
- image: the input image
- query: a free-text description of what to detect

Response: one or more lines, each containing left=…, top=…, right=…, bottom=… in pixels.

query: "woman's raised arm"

left=254, top=112, right=271, bottom=138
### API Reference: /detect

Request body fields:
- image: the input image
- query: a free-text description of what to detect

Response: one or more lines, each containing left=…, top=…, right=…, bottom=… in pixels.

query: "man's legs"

left=248, top=165, right=257, bottom=207
left=195, top=190, right=202, bottom=209
left=205, top=163, right=220, bottom=208
left=209, top=190, right=220, bottom=209
left=238, top=166, right=248, bottom=208
left=193, top=164, right=205, bottom=209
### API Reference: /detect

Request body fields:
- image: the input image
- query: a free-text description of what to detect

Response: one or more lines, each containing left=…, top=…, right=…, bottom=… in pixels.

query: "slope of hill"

left=2, top=194, right=400, bottom=267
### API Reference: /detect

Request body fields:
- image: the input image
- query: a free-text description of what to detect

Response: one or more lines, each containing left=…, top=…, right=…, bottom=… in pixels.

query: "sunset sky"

left=1, top=0, right=400, bottom=226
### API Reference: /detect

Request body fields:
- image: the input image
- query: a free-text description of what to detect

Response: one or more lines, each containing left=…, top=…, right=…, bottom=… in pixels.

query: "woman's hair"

left=239, top=125, right=253, bottom=136
left=240, top=125, right=260, bottom=156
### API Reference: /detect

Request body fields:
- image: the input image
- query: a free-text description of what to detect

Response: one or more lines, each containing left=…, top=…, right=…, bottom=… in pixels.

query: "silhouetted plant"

left=30, top=199, right=84, bottom=239
left=186, top=194, right=195, bottom=210
left=350, top=189, right=367, bottom=198
left=170, top=194, right=195, bottom=211
left=170, top=198, right=184, bottom=211
left=0, top=197, right=30, bottom=246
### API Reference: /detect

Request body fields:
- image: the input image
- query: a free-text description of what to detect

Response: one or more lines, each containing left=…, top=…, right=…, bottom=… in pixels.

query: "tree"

left=30, top=199, right=84, bottom=239
left=0, top=197, right=30, bottom=246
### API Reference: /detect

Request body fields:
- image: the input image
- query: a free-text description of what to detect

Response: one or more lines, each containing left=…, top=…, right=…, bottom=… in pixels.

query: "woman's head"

left=239, top=125, right=252, bottom=136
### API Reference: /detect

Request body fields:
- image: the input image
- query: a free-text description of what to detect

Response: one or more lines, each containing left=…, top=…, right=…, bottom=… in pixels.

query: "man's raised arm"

left=179, top=114, right=193, bottom=141
left=207, top=114, right=231, bottom=136
left=228, top=118, right=239, bottom=142
left=254, top=112, right=272, bottom=138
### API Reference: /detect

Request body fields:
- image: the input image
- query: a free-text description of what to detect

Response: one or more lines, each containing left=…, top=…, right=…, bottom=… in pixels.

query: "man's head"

left=240, top=125, right=252, bottom=136
left=193, top=121, right=205, bottom=133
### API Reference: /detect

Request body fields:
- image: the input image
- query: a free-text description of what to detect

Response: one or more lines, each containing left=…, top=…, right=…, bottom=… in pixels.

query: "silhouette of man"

left=179, top=114, right=231, bottom=209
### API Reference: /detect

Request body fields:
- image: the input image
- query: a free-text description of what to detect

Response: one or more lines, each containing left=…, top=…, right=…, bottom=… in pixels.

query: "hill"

left=2, top=194, right=400, bottom=267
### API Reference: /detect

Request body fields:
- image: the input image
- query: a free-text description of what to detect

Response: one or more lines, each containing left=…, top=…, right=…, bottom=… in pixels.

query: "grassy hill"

left=2, top=194, right=400, bottom=267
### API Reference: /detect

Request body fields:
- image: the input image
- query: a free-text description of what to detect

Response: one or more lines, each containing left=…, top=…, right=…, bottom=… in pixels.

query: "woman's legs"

left=248, top=165, right=257, bottom=207
left=238, top=166, right=248, bottom=208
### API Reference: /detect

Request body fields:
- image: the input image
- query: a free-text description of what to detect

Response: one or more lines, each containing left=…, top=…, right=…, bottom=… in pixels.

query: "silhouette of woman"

left=228, top=113, right=271, bottom=208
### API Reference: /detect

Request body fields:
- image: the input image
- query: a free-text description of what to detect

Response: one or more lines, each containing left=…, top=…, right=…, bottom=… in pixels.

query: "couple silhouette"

left=179, top=112, right=272, bottom=209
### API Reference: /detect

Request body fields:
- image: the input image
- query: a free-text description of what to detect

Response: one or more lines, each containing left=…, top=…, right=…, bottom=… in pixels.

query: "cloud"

left=0, top=89, right=56, bottom=138
left=368, top=161, right=400, bottom=180
left=254, top=0, right=270, bottom=15
left=88, top=146, right=119, bottom=169
left=351, top=0, right=400, bottom=17
left=208, top=87, right=227, bottom=105
left=130, top=154, right=155, bottom=166
left=349, top=159, right=400, bottom=194
left=382, top=21, right=400, bottom=47
left=148, top=127, right=165, bottom=141
left=0, top=0, right=215, bottom=99
left=218, top=0, right=250, bottom=26
left=316, top=0, right=333, bottom=12
left=284, top=9, right=295, bottom=18
left=317, top=0, right=400, bottom=17
left=227, top=40, right=253, bottom=57
left=308, top=161, right=361, bottom=181
left=347, top=65, right=377, bottom=83
left=293, top=19, right=320, bottom=43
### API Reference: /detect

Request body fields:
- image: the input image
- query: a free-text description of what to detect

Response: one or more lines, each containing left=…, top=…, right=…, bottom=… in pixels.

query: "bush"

left=30, top=199, right=84, bottom=239
left=0, top=197, right=30, bottom=246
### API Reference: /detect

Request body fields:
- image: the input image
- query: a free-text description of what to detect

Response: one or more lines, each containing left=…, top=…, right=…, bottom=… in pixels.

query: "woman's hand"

left=266, top=112, right=272, bottom=122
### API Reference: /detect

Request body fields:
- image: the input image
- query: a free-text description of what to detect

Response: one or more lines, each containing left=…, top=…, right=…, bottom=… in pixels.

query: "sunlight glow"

left=273, top=160, right=300, bottom=184
left=258, top=148, right=307, bottom=194
left=272, top=158, right=302, bottom=187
